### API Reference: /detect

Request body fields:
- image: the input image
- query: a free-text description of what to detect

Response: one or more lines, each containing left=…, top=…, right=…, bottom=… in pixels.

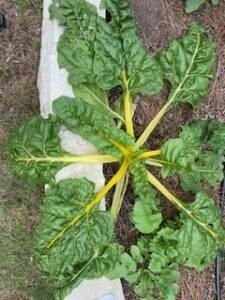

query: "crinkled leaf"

left=98, top=0, right=163, bottom=95
left=107, top=252, right=140, bottom=282
left=49, top=0, right=98, bottom=27
left=127, top=229, right=180, bottom=300
left=56, top=243, right=124, bottom=300
left=207, top=122, right=225, bottom=154
left=148, top=227, right=178, bottom=273
left=176, top=192, right=225, bottom=271
left=3, top=116, right=68, bottom=186
left=161, top=137, right=200, bottom=176
left=129, top=162, right=162, bottom=233
left=57, top=28, right=96, bottom=86
left=120, top=253, right=139, bottom=283
left=157, top=25, right=216, bottom=109
left=132, top=201, right=162, bottom=234
left=194, top=152, right=224, bottom=186
left=33, top=178, right=115, bottom=297
left=93, top=19, right=124, bottom=90
left=130, top=245, right=144, bottom=264
left=53, top=96, right=135, bottom=158
left=134, top=270, right=154, bottom=299
left=50, top=0, right=163, bottom=95
left=160, top=121, right=224, bottom=193
left=127, top=205, right=223, bottom=299
left=50, top=0, right=99, bottom=87
left=155, top=263, right=180, bottom=300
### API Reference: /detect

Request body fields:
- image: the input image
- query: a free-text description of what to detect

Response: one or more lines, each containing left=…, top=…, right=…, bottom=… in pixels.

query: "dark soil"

left=109, top=0, right=225, bottom=299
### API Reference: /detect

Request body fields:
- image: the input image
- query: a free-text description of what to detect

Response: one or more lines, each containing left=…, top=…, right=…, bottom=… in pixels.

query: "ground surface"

left=0, top=0, right=224, bottom=300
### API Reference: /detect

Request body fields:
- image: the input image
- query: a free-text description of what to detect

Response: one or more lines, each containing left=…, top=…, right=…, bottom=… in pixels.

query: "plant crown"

left=3, top=0, right=225, bottom=299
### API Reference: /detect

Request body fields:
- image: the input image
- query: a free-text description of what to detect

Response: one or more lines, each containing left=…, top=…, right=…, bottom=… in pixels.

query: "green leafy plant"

left=3, top=0, right=225, bottom=299
left=185, top=0, right=220, bottom=13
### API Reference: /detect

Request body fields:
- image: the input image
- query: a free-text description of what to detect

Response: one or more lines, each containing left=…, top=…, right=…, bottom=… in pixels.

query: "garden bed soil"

left=106, top=0, right=225, bottom=299
left=0, top=0, right=225, bottom=299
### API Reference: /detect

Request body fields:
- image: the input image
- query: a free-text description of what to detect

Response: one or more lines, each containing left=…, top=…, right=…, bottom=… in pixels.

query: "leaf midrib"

left=167, top=33, right=201, bottom=107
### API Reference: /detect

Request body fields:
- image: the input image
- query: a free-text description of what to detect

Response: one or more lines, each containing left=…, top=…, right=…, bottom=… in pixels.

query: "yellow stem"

left=111, top=172, right=129, bottom=219
left=147, top=171, right=219, bottom=240
left=85, top=159, right=129, bottom=211
left=135, top=33, right=201, bottom=151
left=122, top=70, right=134, bottom=137
left=109, top=139, right=131, bottom=156
left=46, top=159, right=129, bottom=249
left=145, top=160, right=163, bottom=168
left=137, top=150, right=161, bottom=160
left=124, top=91, right=134, bottom=137
left=16, top=154, right=119, bottom=164
left=134, top=101, right=170, bottom=150
left=146, top=157, right=179, bottom=168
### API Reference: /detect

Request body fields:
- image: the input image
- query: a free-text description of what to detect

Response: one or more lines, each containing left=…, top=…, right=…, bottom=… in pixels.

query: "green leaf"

left=148, top=252, right=167, bottom=273
left=179, top=120, right=209, bottom=145
left=56, top=243, right=124, bottom=300
left=73, top=83, right=108, bottom=106
left=50, top=0, right=99, bottom=87
left=129, top=162, right=162, bottom=233
left=33, top=178, right=116, bottom=297
left=134, top=269, right=154, bottom=299
left=120, top=253, right=139, bottom=283
left=155, top=263, right=180, bottom=300
left=176, top=192, right=225, bottom=271
left=49, top=0, right=98, bottom=27
left=161, top=138, right=200, bottom=176
left=211, top=0, right=220, bottom=5
left=50, top=0, right=163, bottom=96
left=129, top=228, right=180, bottom=300
left=194, top=152, right=224, bottom=186
left=130, top=245, right=143, bottom=263
left=132, top=201, right=162, bottom=234
left=3, top=116, right=67, bottom=186
left=73, top=83, right=123, bottom=121
left=185, top=0, right=205, bottom=13
left=98, top=0, right=163, bottom=95
left=107, top=251, right=140, bottom=282
left=120, top=253, right=137, bottom=273
left=147, top=228, right=180, bottom=300
left=148, top=227, right=178, bottom=273
left=207, top=121, right=225, bottom=154
left=185, top=0, right=220, bottom=12
left=53, top=96, right=135, bottom=158
left=157, top=25, right=216, bottom=109
left=57, top=28, right=96, bottom=86
left=160, top=121, right=224, bottom=193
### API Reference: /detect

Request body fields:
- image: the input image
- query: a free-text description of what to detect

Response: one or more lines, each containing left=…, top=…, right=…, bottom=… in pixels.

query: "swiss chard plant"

left=3, top=0, right=225, bottom=299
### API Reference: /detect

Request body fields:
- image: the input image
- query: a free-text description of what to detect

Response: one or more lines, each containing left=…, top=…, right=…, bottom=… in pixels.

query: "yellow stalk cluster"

left=47, top=61, right=221, bottom=248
